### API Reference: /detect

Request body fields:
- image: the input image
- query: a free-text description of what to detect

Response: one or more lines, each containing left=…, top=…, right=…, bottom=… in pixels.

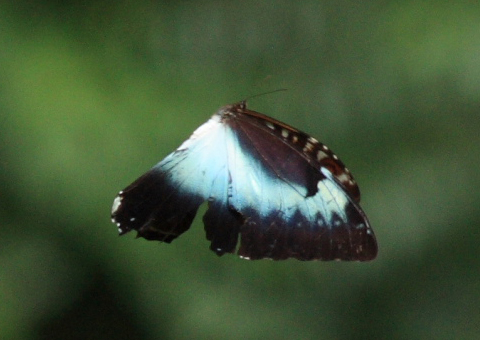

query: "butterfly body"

left=111, top=102, right=377, bottom=261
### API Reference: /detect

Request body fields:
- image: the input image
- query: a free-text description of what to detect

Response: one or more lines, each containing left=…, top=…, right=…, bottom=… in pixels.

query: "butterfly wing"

left=111, top=103, right=377, bottom=261
left=221, top=108, right=376, bottom=260
left=236, top=107, right=362, bottom=201
left=111, top=115, right=231, bottom=243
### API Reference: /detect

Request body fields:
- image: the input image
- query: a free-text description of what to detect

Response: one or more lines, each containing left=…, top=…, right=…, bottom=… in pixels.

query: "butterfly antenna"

left=243, top=88, right=288, bottom=102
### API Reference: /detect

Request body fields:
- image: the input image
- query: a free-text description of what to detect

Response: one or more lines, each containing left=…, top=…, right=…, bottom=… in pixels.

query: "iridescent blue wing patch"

left=111, top=102, right=377, bottom=261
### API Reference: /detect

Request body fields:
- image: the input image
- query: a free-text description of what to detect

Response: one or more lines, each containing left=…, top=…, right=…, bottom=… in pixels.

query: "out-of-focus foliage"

left=1, top=1, right=479, bottom=339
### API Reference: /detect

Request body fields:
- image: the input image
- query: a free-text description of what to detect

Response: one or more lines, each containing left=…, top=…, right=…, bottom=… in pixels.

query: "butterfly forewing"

left=111, top=102, right=377, bottom=261
left=234, top=104, right=361, bottom=201
left=112, top=115, right=229, bottom=243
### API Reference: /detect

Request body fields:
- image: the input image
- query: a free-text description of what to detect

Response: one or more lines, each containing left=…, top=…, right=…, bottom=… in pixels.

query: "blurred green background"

left=2, top=1, right=480, bottom=339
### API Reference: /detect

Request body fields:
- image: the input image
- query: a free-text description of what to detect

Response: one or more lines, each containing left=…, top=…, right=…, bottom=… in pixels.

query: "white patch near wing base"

left=226, top=132, right=351, bottom=227
left=156, top=115, right=230, bottom=201
left=151, top=113, right=352, bottom=232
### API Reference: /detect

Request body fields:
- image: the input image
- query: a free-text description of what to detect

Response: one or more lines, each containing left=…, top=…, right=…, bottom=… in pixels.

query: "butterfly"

left=111, top=101, right=377, bottom=261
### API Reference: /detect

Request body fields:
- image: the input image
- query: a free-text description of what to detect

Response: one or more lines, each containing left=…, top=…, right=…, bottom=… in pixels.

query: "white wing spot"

left=308, top=137, right=318, bottom=144
left=266, top=122, right=275, bottom=130
left=337, top=173, right=349, bottom=182
left=303, top=142, right=314, bottom=153
left=292, top=135, right=298, bottom=143
left=111, top=195, right=122, bottom=215
left=316, top=150, right=328, bottom=161
left=322, top=144, right=329, bottom=151
left=281, top=129, right=289, bottom=138
left=332, top=154, right=338, bottom=160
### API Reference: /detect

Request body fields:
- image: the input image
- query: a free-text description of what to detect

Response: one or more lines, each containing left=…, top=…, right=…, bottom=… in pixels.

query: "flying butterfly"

left=111, top=101, right=377, bottom=261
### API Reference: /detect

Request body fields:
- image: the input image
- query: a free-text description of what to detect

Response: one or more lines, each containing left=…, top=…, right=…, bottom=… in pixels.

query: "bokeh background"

left=2, top=1, right=480, bottom=339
